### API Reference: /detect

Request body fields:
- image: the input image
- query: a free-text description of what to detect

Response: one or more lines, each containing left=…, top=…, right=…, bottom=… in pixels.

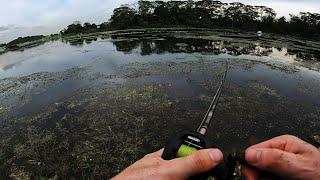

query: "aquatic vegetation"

left=247, top=80, right=280, bottom=98
left=0, top=81, right=174, bottom=178
left=0, top=31, right=319, bottom=179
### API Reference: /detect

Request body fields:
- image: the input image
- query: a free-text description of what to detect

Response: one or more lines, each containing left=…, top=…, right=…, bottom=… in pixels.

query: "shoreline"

left=2, top=27, right=320, bottom=56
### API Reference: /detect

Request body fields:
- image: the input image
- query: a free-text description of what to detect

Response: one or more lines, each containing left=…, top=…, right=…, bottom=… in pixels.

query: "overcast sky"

left=0, top=0, right=319, bottom=43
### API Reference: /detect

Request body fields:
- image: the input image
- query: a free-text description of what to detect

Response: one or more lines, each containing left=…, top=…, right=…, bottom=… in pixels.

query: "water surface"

left=0, top=32, right=319, bottom=178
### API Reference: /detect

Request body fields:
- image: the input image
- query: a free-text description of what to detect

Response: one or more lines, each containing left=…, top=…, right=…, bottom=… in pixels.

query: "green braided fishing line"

left=176, top=144, right=198, bottom=157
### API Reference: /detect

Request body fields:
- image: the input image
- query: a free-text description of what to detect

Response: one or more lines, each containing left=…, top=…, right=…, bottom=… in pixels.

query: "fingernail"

left=209, top=149, right=221, bottom=162
left=246, top=149, right=261, bottom=164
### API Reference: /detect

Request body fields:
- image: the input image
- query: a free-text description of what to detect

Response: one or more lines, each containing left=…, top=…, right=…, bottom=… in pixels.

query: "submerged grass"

left=0, top=32, right=320, bottom=179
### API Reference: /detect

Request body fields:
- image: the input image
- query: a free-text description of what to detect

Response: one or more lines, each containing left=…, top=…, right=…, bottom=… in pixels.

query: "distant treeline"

left=61, top=0, right=320, bottom=39
left=60, top=22, right=104, bottom=35
left=6, top=35, right=44, bottom=47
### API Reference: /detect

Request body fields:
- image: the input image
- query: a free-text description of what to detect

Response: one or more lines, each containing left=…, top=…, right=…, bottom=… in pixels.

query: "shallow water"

left=0, top=32, right=319, bottom=178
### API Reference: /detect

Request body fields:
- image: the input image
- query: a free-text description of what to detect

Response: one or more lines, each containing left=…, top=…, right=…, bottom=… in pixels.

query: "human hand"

left=242, top=135, right=320, bottom=180
left=112, top=148, right=223, bottom=180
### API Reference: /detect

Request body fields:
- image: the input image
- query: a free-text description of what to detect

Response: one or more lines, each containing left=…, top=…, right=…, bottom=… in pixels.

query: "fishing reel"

left=162, top=131, right=237, bottom=180
left=162, top=131, right=282, bottom=180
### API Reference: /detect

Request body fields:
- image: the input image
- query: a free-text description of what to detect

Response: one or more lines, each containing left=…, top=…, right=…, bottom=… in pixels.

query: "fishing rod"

left=197, top=63, right=228, bottom=135
left=162, top=63, right=235, bottom=180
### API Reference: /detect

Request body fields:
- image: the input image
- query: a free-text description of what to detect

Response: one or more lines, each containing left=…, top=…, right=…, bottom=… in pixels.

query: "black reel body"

left=162, top=131, right=236, bottom=180
left=162, top=131, right=209, bottom=160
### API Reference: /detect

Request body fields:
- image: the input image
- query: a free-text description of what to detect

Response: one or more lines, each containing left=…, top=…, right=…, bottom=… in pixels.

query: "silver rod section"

left=197, top=63, right=228, bottom=135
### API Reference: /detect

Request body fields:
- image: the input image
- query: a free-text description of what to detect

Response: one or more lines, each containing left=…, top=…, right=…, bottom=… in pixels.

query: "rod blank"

left=197, top=63, right=228, bottom=135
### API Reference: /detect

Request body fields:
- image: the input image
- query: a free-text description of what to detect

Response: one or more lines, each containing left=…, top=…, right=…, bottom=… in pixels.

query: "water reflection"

left=107, top=34, right=320, bottom=62
left=1, top=33, right=320, bottom=78
left=109, top=36, right=317, bottom=63
left=269, top=47, right=297, bottom=63
left=112, top=39, right=140, bottom=53
left=58, top=33, right=320, bottom=64
left=113, top=38, right=318, bottom=63
left=61, top=36, right=98, bottom=47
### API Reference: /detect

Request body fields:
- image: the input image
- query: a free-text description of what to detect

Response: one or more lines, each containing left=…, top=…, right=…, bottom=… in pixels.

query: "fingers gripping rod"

left=197, top=63, right=228, bottom=135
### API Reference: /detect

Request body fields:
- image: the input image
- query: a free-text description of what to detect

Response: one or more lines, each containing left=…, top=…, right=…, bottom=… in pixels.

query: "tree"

left=110, top=5, right=137, bottom=29
left=275, top=16, right=289, bottom=34
left=138, top=0, right=152, bottom=15
left=225, top=2, right=245, bottom=28
left=60, top=0, right=320, bottom=40
left=82, top=22, right=98, bottom=32
left=61, top=23, right=83, bottom=35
